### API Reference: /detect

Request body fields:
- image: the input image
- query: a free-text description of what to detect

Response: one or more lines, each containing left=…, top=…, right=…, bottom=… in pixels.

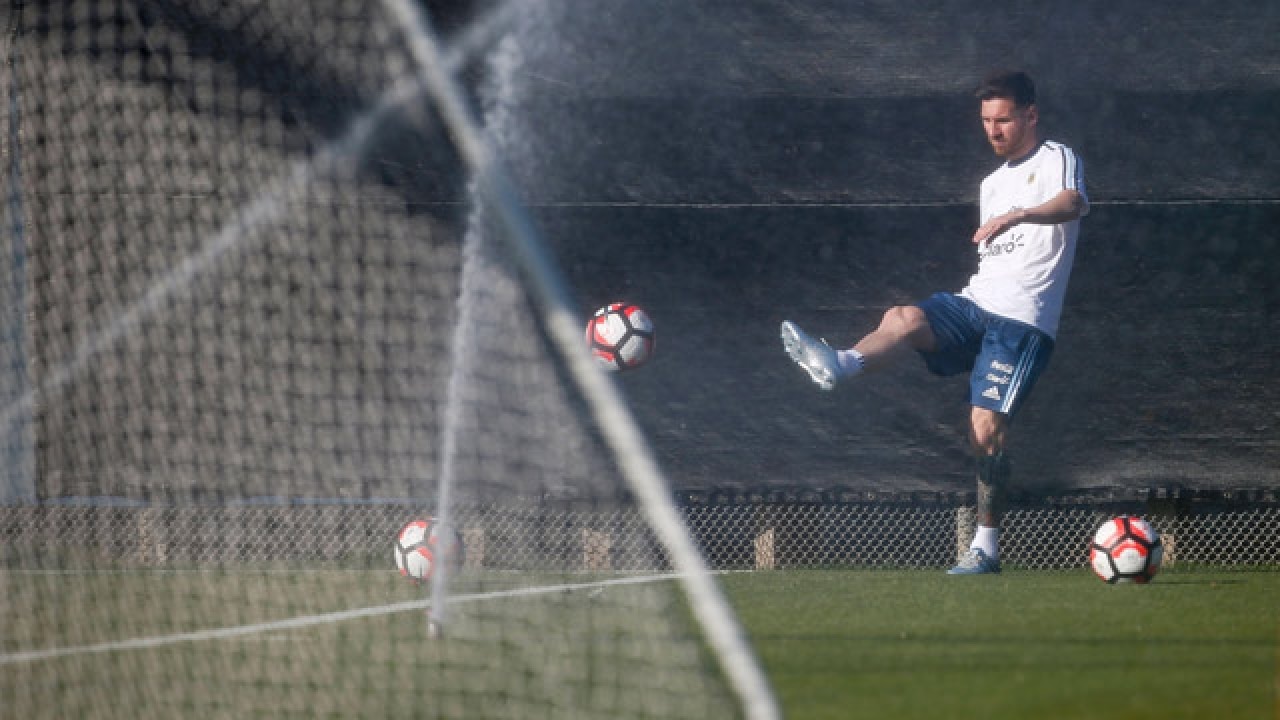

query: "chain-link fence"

left=6, top=492, right=1278, bottom=572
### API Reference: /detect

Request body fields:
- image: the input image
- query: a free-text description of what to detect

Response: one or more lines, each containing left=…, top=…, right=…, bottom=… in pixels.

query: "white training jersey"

left=960, top=140, right=1088, bottom=339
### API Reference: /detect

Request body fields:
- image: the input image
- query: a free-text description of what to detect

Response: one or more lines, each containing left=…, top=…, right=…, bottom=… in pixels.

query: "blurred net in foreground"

left=1, top=2, right=764, bottom=718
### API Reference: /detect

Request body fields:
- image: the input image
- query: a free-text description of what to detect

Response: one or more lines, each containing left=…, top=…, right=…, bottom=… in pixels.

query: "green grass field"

left=1, top=565, right=736, bottom=720
left=724, top=568, right=1280, bottom=719
left=3, top=565, right=1277, bottom=718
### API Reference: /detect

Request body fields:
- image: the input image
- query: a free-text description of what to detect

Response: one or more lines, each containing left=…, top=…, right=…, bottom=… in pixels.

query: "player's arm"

left=972, top=188, right=1087, bottom=244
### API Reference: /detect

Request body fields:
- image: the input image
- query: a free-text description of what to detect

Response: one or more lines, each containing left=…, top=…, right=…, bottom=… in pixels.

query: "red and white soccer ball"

left=393, top=517, right=464, bottom=584
left=1090, top=515, right=1163, bottom=584
left=586, top=302, right=655, bottom=372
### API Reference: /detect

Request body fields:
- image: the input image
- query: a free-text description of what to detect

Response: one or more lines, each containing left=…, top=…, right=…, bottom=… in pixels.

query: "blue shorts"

left=915, top=292, right=1055, bottom=418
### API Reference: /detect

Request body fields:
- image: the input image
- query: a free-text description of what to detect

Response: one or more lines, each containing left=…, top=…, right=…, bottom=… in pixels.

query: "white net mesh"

left=1, top=2, right=763, bottom=717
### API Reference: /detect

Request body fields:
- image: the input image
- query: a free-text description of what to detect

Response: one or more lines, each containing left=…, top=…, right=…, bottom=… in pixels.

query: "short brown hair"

left=976, top=70, right=1036, bottom=107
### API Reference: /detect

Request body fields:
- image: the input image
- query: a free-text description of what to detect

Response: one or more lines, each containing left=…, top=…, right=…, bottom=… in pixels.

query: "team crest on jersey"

left=1026, top=172, right=1036, bottom=184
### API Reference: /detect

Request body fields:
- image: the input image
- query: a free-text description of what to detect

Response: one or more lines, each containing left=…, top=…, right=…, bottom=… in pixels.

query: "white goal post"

left=381, top=2, right=779, bottom=717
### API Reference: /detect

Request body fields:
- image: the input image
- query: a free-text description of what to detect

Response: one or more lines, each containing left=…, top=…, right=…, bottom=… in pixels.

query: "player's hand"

left=972, top=210, right=1024, bottom=244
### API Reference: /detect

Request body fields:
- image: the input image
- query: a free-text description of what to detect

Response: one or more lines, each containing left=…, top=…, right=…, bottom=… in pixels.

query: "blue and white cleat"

left=780, top=321, right=839, bottom=391
left=947, top=548, right=1001, bottom=575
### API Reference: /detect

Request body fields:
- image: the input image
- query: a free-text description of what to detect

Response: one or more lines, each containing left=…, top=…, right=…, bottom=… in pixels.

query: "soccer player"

left=780, top=70, right=1088, bottom=574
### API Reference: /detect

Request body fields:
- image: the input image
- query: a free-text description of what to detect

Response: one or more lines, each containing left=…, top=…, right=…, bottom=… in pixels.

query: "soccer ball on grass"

left=1089, top=515, right=1163, bottom=584
left=393, top=517, right=464, bottom=584
left=586, top=302, right=655, bottom=371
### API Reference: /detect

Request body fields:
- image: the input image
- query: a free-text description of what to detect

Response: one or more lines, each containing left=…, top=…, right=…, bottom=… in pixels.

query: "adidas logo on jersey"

left=982, top=386, right=1002, bottom=401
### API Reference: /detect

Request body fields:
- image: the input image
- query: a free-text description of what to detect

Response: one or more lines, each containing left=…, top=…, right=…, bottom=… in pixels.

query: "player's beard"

left=989, top=135, right=1017, bottom=158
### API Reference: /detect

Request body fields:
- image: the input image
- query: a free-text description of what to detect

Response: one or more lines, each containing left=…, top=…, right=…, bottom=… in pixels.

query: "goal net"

left=1, top=2, right=775, bottom=718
